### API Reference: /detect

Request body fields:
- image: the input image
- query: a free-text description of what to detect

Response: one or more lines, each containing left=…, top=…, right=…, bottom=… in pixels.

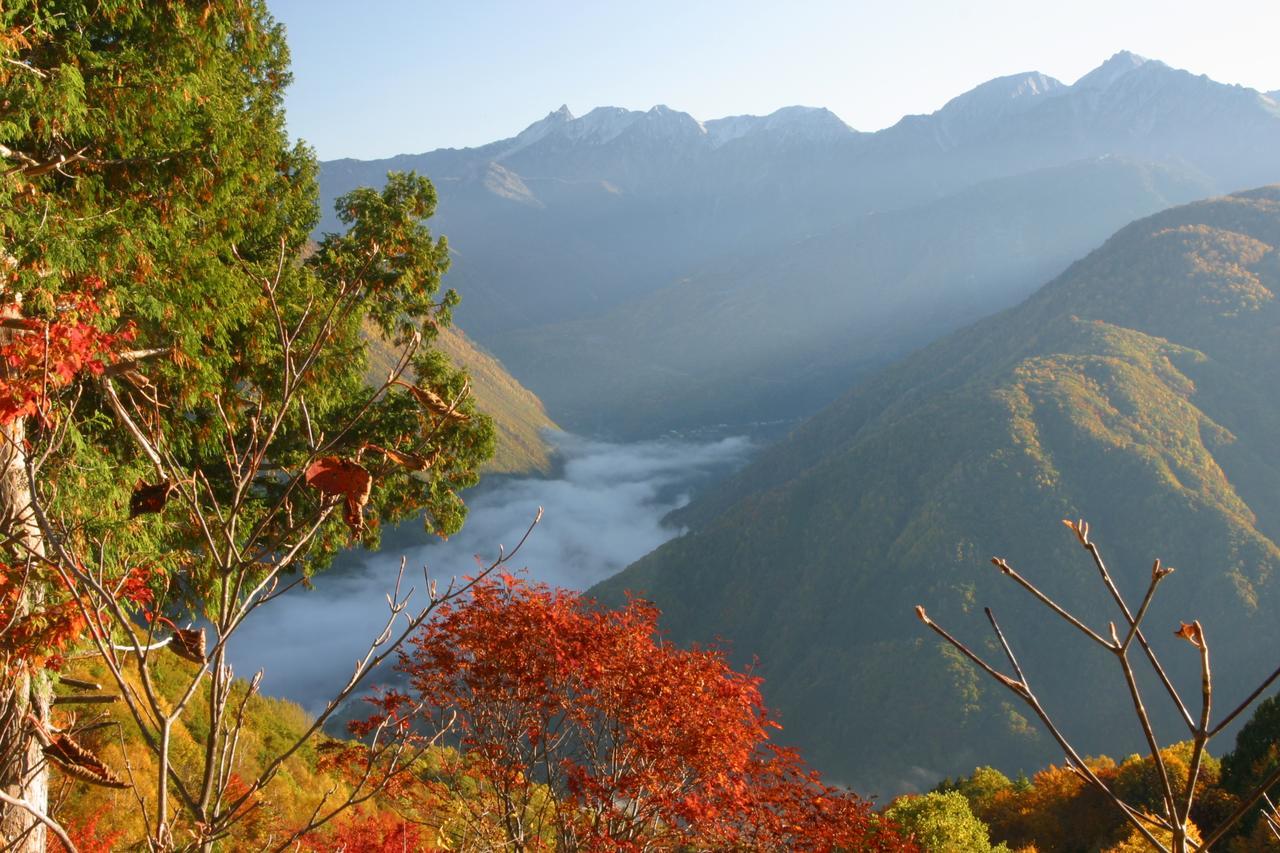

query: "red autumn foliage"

left=300, top=809, right=431, bottom=853
left=0, top=278, right=133, bottom=426
left=389, top=574, right=914, bottom=851
left=0, top=568, right=88, bottom=672
left=0, top=563, right=153, bottom=672
left=50, top=802, right=127, bottom=853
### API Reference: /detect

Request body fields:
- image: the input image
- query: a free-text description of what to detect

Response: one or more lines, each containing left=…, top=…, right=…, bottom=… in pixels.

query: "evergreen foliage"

left=1220, top=694, right=1280, bottom=835
left=2, top=1, right=495, bottom=845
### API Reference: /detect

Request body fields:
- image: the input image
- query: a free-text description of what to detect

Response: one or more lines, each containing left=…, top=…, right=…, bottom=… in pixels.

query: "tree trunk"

left=0, top=308, right=49, bottom=852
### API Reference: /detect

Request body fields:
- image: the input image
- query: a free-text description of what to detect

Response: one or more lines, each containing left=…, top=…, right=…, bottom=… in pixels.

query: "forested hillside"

left=594, top=188, right=1280, bottom=791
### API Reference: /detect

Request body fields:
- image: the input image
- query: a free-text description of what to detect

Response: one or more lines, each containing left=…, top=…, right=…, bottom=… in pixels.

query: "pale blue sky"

left=267, top=0, right=1280, bottom=161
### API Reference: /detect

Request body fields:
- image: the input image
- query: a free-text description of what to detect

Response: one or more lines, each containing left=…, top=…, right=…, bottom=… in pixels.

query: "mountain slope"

left=365, top=323, right=558, bottom=475
left=496, top=156, right=1213, bottom=435
left=591, top=188, right=1280, bottom=792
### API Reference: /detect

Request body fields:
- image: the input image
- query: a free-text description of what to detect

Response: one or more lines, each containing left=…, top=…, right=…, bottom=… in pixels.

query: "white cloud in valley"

left=226, top=433, right=753, bottom=709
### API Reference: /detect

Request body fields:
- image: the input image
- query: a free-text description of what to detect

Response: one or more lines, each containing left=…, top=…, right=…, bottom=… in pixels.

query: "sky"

left=266, top=0, right=1280, bottom=161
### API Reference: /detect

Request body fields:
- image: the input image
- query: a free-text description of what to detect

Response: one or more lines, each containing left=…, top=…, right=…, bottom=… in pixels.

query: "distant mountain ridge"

left=591, top=187, right=1280, bottom=791
left=319, top=52, right=1280, bottom=436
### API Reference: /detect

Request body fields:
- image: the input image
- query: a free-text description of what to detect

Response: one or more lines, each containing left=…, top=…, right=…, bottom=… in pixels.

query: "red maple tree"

left=300, top=810, right=429, bottom=853
left=385, top=573, right=914, bottom=851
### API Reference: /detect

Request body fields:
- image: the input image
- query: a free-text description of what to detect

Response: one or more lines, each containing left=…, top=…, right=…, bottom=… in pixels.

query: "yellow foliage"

left=1102, top=816, right=1200, bottom=852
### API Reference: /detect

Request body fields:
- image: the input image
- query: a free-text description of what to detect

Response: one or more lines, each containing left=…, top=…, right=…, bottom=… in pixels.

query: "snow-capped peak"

left=1073, top=51, right=1150, bottom=91
left=633, top=105, right=707, bottom=140
left=934, top=71, right=1067, bottom=118
left=917, top=72, right=1065, bottom=149
left=705, top=106, right=854, bottom=147
left=499, top=104, right=709, bottom=153
left=499, top=105, right=576, bottom=157
left=562, top=106, right=643, bottom=143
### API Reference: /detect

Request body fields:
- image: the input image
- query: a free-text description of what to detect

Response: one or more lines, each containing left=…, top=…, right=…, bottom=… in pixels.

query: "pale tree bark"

left=0, top=304, right=49, bottom=852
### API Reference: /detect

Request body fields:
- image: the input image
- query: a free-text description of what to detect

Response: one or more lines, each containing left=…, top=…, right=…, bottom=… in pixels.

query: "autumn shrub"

left=959, top=759, right=1124, bottom=851
left=883, top=790, right=1006, bottom=852
left=1103, top=818, right=1201, bottom=852
left=384, top=573, right=915, bottom=851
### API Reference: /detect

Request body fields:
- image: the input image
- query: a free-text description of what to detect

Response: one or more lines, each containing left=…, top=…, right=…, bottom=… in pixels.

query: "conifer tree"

left=2, top=2, right=495, bottom=847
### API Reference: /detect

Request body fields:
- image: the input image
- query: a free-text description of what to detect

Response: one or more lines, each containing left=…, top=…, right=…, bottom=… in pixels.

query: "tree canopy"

left=1, top=2, right=495, bottom=847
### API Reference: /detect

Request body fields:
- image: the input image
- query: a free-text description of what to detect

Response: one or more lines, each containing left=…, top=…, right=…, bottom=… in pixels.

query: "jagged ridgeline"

left=592, top=188, right=1280, bottom=792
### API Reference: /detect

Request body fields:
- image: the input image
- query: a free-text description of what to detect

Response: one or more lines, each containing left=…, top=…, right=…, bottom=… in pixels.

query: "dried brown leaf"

left=364, top=442, right=432, bottom=472
left=44, top=733, right=128, bottom=789
left=169, top=627, right=207, bottom=664
left=393, top=379, right=470, bottom=422
left=1174, top=621, right=1205, bottom=648
left=130, top=480, right=175, bottom=518
left=304, top=456, right=373, bottom=537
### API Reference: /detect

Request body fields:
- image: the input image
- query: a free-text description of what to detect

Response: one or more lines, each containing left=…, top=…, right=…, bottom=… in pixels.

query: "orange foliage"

left=980, top=760, right=1124, bottom=851
left=387, top=574, right=913, bottom=851
left=300, top=810, right=431, bottom=853
left=50, top=802, right=126, bottom=853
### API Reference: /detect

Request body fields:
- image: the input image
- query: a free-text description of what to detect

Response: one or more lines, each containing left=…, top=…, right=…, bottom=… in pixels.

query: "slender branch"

left=1121, top=560, right=1173, bottom=651
left=1210, top=660, right=1280, bottom=737
left=984, top=607, right=1026, bottom=685
left=991, top=558, right=1112, bottom=649
left=100, top=377, right=165, bottom=474
left=916, top=604, right=1173, bottom=847
left=1178, top=623, right=1211, bottom=829
left=0, top=790, right=77, bottom=852
left=1108, top=620, right=1178, bottom=827
left=1068, top=522, right=1194, bottom=730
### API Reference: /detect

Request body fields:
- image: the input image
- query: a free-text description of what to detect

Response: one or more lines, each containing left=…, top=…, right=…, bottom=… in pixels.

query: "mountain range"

left=592, top=187, right=1280, bottom=792
left=320, top=51, right=1280, bottom=437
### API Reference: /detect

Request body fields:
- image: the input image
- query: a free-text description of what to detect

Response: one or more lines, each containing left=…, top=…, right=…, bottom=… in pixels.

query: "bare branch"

left=991, top=557, right=1113, bottom=649
left=0, top=790, right=76, bottom=852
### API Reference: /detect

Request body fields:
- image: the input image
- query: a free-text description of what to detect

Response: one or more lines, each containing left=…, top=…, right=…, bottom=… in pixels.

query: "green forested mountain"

left=592, top=188, right=1280, bottom=792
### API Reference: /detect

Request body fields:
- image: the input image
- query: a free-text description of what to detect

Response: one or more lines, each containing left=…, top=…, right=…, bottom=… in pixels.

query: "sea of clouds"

left=226, top=432, right=752, bottom=709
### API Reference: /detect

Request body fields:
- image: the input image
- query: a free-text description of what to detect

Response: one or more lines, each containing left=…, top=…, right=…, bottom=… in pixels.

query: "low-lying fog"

left=226, top=433, right=752, bottom=710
